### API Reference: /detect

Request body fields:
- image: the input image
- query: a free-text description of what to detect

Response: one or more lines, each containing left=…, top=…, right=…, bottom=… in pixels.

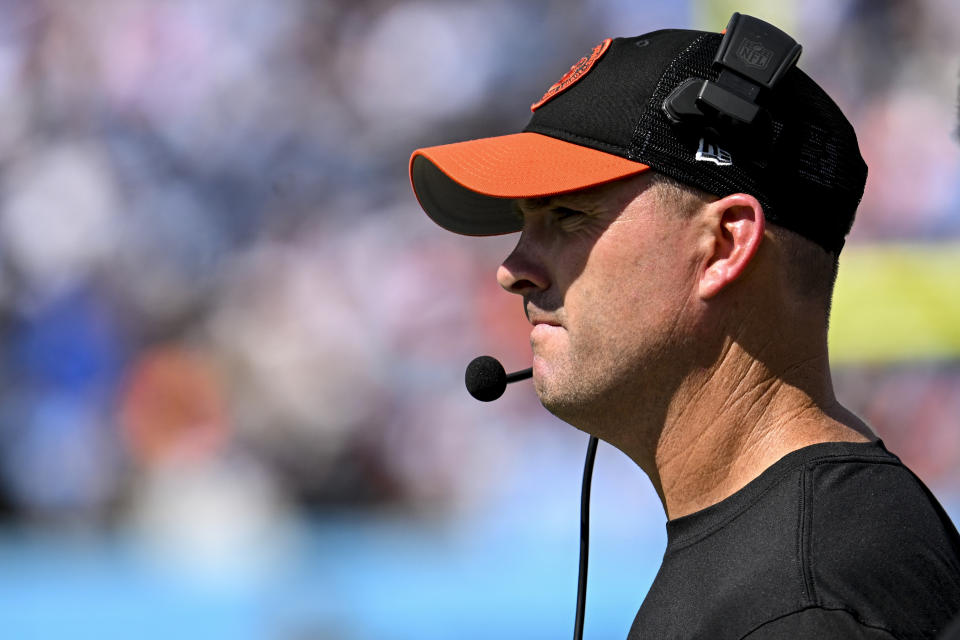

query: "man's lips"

left=530, top=321, right=562, bottom=347
left=525, top=303, right=562, bottom=328
left=529, top=317, right=561, bottom=327
left=528, top=313, right=563, bottom=343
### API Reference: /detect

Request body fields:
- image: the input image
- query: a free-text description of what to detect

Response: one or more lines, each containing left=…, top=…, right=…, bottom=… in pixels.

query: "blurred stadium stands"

left=0, top=0, right=957, bottom=638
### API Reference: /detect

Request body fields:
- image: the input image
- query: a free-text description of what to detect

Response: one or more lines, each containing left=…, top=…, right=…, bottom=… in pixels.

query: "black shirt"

left=629, top=440, right=960, bottom=639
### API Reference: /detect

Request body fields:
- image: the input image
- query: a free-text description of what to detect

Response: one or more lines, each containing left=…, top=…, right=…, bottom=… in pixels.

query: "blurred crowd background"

left=0, top=0, right=958, bottom=638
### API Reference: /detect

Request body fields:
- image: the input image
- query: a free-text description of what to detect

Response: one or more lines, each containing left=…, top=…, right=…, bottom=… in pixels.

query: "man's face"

left=496, top=173, right=705, bottom=435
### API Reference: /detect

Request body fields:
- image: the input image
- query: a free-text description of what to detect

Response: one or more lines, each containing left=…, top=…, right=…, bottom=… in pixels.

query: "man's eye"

left=553, top=206, right=585, bottom=221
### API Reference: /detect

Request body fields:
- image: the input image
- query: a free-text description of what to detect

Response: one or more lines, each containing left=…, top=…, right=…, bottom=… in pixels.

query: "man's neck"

left=643, top=343, right=872, bottom=520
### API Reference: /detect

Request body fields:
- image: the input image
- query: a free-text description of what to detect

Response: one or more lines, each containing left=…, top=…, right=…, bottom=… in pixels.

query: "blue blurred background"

left=0, top=0, right=958, bottom=638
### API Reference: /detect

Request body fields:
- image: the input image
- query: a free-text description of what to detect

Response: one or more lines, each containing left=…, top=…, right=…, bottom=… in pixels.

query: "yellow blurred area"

left=693, top=0, right=797, bottom=33
left=830, top=243, right=960, bottom=363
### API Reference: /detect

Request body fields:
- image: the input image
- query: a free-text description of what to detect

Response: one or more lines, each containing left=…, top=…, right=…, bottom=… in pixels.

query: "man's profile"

left=409, top=14, right=960, bottom=639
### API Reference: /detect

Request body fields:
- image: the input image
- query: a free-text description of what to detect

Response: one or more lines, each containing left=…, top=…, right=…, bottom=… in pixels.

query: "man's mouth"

left=530, top=316, right=561, bottom=327
left=525, top=302, right=562, bottom=328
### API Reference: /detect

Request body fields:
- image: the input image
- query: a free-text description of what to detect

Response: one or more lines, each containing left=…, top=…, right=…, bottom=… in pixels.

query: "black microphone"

left=464, top=355, right=532, bottom=402
left=463, top=354, right=596, bottom=640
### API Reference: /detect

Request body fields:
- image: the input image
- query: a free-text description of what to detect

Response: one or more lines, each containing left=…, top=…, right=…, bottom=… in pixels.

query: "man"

left=409, top=15, right=960, bottom=639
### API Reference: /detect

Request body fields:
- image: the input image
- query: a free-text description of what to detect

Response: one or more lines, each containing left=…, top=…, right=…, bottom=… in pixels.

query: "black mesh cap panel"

left=522, top=30, right=867, bottom=253
left=525, top=31, right=706, bottom=156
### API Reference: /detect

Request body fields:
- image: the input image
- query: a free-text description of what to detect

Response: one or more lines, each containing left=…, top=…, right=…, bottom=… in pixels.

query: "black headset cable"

left=574, top=435, right=599, bottom=640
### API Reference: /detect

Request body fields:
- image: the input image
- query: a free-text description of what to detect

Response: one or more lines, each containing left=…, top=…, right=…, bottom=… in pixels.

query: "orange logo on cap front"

left=531, top=38, right=612, bottom=112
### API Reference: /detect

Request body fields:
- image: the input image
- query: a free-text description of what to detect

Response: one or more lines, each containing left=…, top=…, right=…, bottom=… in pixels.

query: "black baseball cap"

left=409, top=14, right=867, bottom=253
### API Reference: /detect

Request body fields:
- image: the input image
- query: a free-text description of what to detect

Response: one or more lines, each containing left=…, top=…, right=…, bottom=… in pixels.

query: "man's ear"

left=698, top=193, right=766, bottom=300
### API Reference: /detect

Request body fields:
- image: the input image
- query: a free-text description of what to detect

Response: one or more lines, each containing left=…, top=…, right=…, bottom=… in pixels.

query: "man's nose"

left=497, top=231, right=550, bottom=295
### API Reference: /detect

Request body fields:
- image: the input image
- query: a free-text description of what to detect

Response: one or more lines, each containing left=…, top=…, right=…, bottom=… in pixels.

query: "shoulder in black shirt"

left=629, top=440, right=960, bottom=640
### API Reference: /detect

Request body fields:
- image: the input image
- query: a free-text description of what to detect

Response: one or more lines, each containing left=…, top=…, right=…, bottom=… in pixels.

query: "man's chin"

left=534, top=378, right=591, bottom=425
left=533, top=371, right=618, bottom=434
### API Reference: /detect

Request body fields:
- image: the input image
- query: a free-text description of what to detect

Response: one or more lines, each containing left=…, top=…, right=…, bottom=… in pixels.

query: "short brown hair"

left=650, top=173, right=840, bottom=316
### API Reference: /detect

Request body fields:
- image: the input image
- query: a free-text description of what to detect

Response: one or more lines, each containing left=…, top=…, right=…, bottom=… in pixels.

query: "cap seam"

left=630, top=32, right=711, bottom=159
left=523, top=124, right=633, bottom=159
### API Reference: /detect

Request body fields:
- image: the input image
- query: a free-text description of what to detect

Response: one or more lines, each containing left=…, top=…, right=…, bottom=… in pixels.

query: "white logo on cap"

left=695, top=137, right=733, bottom=166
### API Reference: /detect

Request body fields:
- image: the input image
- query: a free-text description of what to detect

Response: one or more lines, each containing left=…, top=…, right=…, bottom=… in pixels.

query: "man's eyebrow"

left=516, top=196, right=553, bottom=213
left=516, top=195, right=602, bottom=216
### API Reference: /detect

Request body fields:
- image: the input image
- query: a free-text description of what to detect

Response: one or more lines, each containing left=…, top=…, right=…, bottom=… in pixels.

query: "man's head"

left=494, top=172, right=711, bottom=433
left=489, top=169, right=840, bottom=442
left=408, top=15, right=866, bottom=442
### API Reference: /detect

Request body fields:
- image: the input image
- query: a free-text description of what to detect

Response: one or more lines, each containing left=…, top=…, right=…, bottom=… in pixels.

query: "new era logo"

left=695, top=138, right=733, bottom=166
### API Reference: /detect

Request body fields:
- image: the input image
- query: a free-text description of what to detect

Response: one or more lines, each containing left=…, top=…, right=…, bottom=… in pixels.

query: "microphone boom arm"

left=505, top=367, right=532, bottom=384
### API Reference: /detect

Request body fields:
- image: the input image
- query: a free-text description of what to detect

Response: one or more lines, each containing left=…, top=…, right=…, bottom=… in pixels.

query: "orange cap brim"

left=409, top=132, right=650, bottom=235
